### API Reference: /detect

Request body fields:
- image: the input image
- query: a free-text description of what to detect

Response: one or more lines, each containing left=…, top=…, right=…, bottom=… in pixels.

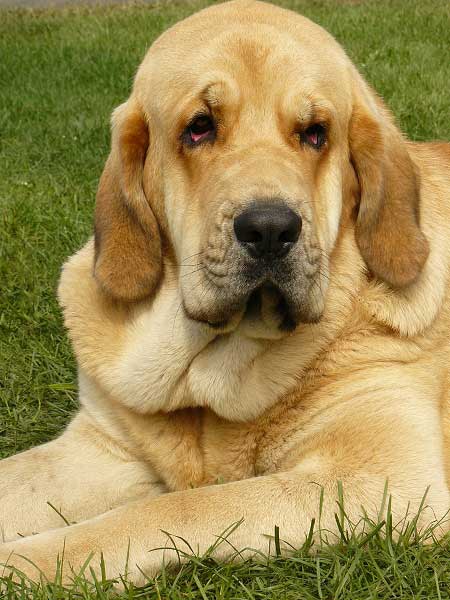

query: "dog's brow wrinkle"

left=202, top=81, right=226, bottom=106
left=296, top=100, right=314, bottom=124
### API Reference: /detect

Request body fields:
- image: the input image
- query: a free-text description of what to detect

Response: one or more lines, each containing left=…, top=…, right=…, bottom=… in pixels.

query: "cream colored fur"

left=1, top=0, right=450, bottom=586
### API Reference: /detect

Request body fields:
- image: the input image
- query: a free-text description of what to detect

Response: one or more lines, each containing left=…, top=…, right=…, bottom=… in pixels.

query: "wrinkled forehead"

left=135, top=9, right=354, bottom=123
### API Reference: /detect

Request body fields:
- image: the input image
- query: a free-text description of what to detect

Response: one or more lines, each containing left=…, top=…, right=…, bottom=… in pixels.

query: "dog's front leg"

left=0, top=410, right=164, bottom=543
left=0, top=467, right=444, bottom=585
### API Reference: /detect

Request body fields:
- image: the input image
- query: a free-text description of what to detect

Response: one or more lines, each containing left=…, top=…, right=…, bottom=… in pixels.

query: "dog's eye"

left=187, top=115, right=215, bottom=145
left=301, top=123, right=327, bottom=150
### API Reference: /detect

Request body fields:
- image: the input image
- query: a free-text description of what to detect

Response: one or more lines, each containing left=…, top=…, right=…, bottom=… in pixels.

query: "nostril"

left=279, top=222, right=301, bottom=244
left=240, top=229, right=263, bottom=244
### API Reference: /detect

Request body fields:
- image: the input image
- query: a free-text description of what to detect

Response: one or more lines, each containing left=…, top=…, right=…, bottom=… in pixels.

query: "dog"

left=1, top=0, right=450, bottom=585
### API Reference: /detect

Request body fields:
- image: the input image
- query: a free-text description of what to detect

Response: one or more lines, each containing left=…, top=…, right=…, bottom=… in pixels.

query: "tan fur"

left=1, top=0, right=450, bottom=586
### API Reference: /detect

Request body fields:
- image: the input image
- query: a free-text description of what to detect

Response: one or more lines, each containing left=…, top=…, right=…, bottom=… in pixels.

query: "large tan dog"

left=1, top=0, right=450, bottom=585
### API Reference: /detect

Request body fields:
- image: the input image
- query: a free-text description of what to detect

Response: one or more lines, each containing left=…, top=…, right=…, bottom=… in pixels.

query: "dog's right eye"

left=300, top=123, right=327, bottom=150
left=184, top=115, right=216, bottom=146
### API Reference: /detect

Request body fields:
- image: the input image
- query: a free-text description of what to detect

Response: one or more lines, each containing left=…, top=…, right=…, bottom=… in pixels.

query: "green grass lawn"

left=1, top=0, right=450, bottom=597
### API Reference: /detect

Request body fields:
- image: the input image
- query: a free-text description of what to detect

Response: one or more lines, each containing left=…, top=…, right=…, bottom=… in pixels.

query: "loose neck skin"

left=61, top=230, right=365, bottom=426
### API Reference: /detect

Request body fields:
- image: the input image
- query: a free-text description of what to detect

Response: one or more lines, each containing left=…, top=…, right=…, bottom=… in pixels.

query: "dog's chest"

left=201, top=406, right=310, bottom=484
left=155, top=406, right=306, bottom=491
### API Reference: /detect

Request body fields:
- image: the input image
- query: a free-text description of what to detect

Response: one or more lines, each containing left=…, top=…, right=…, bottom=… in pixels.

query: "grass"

left=1, top=505, right=450, bottom=599
left=0, top=0, right=449, bottom=596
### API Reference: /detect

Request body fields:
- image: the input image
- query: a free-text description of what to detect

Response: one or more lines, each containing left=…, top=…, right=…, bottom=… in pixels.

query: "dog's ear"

left=349, top=92, right=429, bottom=288
left=94, top=99, right=162, bottom=302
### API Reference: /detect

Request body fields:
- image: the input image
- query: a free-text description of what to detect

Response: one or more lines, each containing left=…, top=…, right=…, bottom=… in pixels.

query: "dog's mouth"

left=204, top=282, right=299, bottom=337
left=242, top=284, right=297, bottom=331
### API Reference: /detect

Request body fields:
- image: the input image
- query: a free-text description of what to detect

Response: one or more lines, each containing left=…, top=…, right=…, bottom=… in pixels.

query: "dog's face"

left=94, top=0, right=429, bottom=338
left=145, top=16, right=354, bottom=333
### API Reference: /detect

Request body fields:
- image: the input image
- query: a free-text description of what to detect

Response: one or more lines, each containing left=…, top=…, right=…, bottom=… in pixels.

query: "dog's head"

left=93, top=0, right=428, bottom=338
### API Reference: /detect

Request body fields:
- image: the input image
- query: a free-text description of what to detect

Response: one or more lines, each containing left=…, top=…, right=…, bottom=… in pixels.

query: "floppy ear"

left=94, top=98, right=162, bottom=302
left=349, top=94, right=429, bottom=288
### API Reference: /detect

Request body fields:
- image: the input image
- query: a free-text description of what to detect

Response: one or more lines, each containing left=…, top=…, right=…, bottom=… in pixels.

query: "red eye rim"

left=300, top=123, right=327, bottom=150
left=184, top=114, right=216, bottom=146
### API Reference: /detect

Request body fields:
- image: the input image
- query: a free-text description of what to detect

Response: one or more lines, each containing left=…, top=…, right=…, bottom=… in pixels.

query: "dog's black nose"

left=234, top=203, right=301, bottom=259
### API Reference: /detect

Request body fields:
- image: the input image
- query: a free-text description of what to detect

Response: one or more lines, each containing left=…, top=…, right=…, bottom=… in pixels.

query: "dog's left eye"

left=300, top=123, right=327, bottom=150
left=186, top=115, right=215, bottom=145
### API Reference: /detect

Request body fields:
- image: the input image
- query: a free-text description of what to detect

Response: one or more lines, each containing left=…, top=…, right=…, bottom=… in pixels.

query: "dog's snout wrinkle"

left=234, top=202, right=301, bottom=260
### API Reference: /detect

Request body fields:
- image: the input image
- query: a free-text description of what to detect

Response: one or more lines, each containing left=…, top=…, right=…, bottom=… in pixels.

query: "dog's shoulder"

left=58, top=239, right=131, bottom=374
left=357, top=141, right=450, bottom=339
